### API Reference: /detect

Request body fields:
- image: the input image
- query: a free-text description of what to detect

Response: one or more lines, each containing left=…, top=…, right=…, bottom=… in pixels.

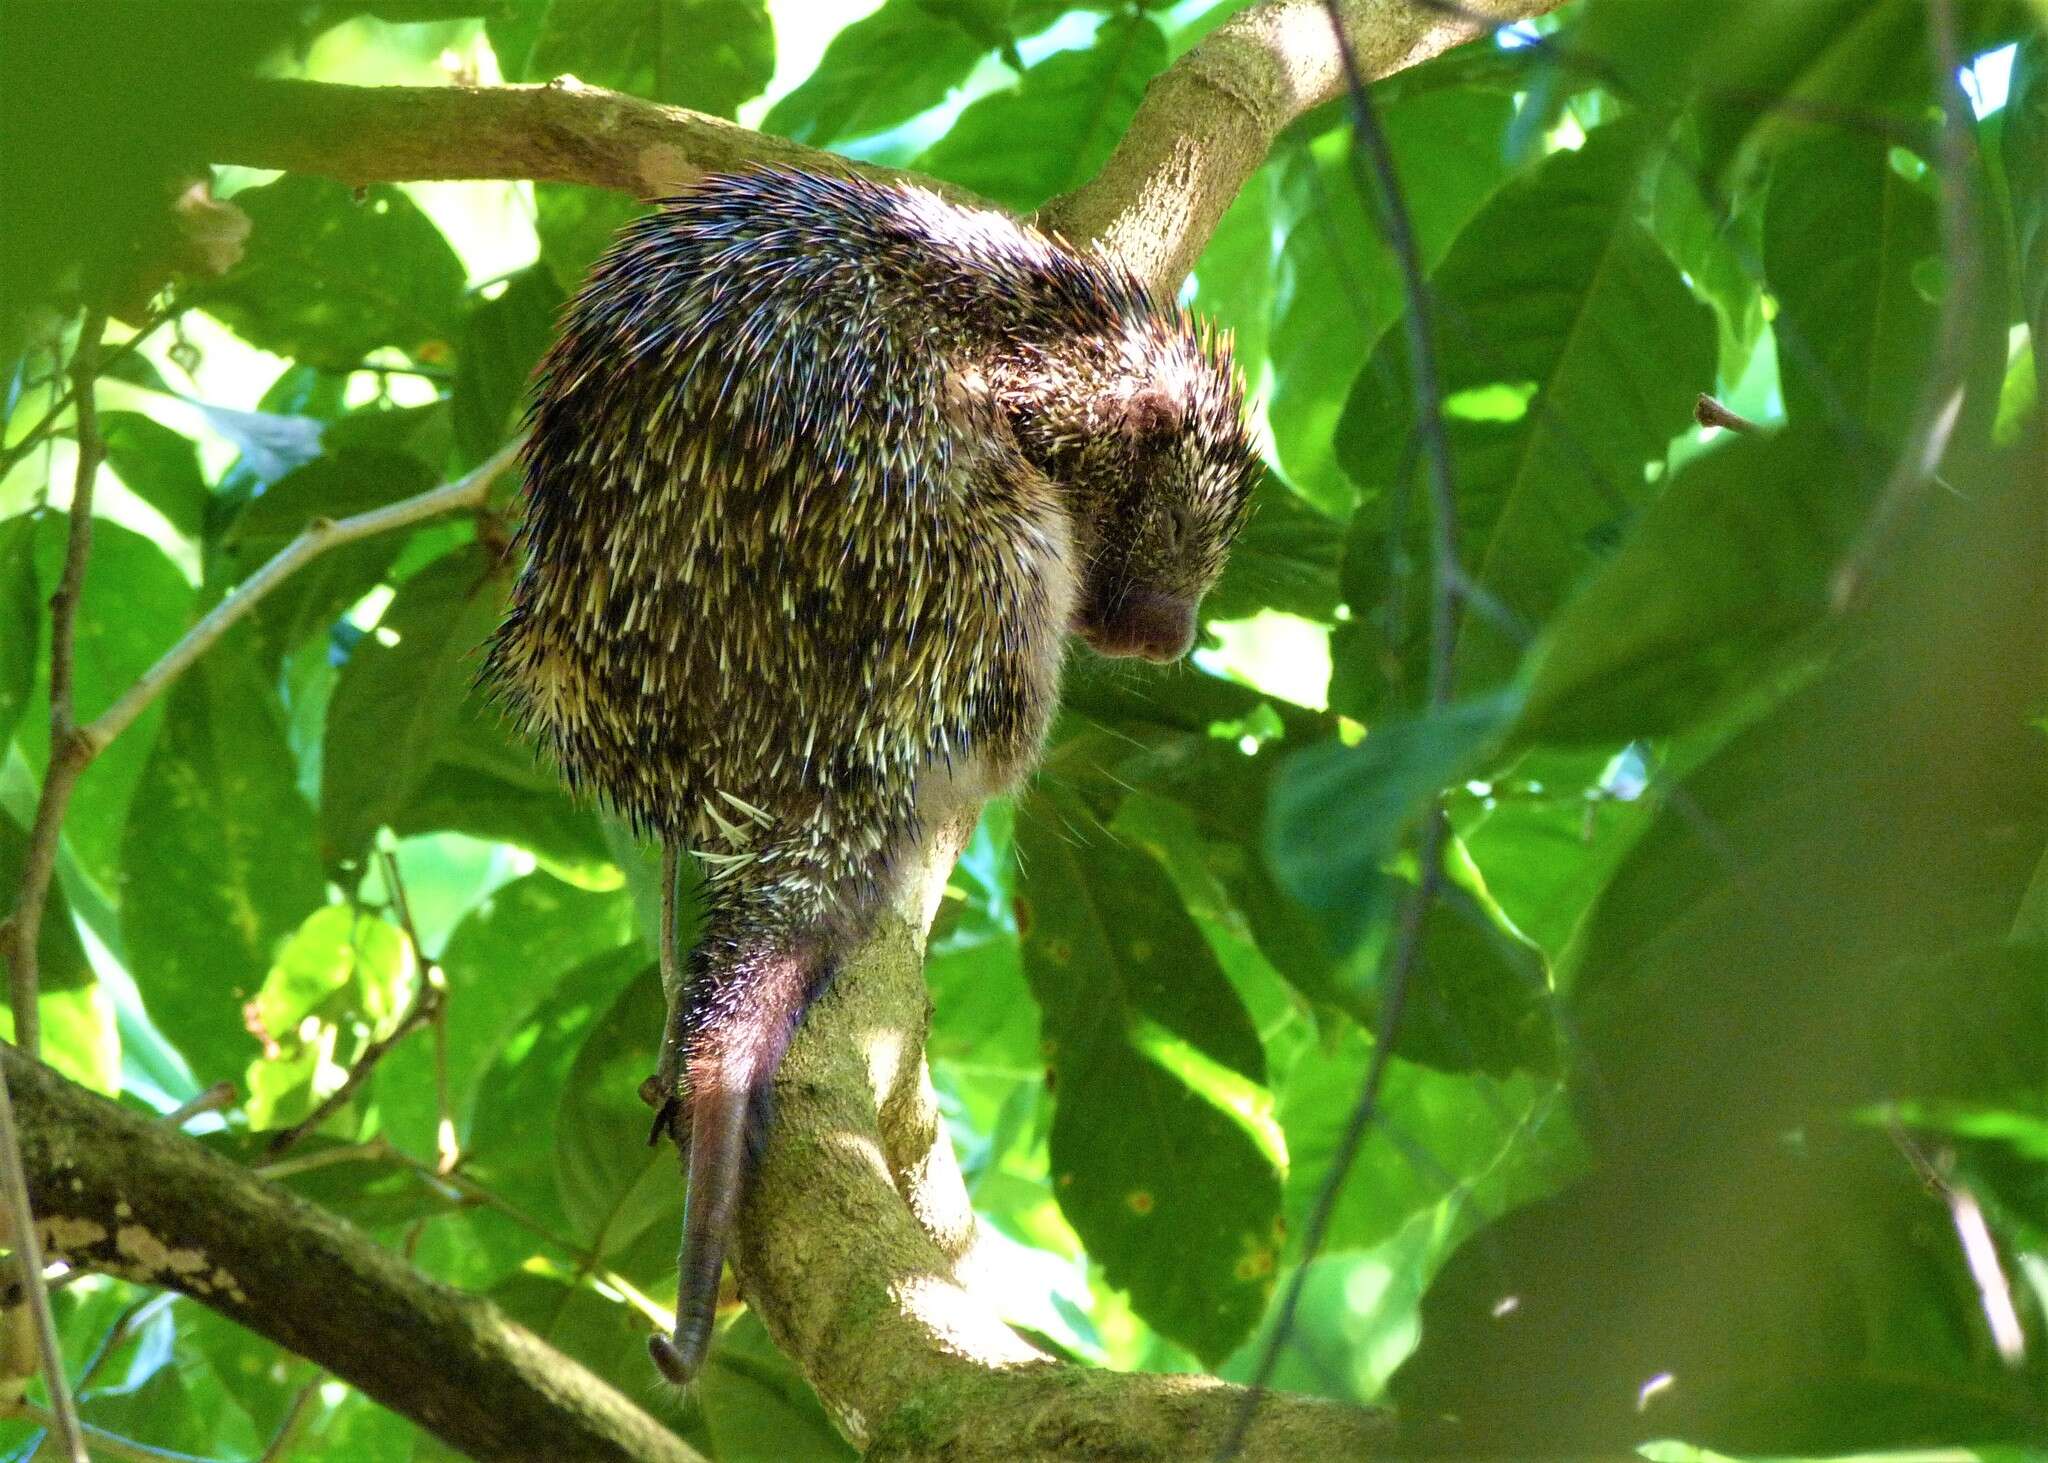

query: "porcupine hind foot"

left=643, top=839, right=692, bottom=1146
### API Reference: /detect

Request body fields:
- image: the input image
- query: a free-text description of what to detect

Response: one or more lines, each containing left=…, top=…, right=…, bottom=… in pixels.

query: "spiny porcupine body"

left=484, top=168, right=1258, bottom=1382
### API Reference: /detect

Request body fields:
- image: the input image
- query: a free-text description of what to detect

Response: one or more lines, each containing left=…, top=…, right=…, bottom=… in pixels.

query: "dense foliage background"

left=1, top=0, right=2044, bottom=1457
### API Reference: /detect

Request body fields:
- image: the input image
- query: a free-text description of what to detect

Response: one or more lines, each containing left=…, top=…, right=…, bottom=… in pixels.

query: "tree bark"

left=1, top=1046, right=702, bottom=1463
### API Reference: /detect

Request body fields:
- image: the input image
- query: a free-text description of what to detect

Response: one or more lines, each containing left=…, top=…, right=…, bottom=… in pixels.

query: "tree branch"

left=720, top=822, right=1395, bottom=1460
left=178, top=2, right=1570, bottom=298
left=1039, top=0, right=1573, bottom=290
left=198, top=77, right=971, bottom=204
left=0, top=1046, right=704, bottom=1463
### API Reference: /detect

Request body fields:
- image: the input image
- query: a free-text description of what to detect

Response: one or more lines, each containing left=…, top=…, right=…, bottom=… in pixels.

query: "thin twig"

left=1830, top=0, right=1980, bottom=609
left=162, top=1082, right=237, bottom=1129
left=0, top=1061, right=85, bottom=1462
left=5, top=1400, right=219, bottom=1463
left=257, top=1377, right=323, bottom=1462
left=81, top=435, right=525, bottom=759
left=263, top=868, right=445, bottom=1158
left=1694, top=393, right=1762, bottom=434
left=4, top=314, right=107, bottom=1060
left=1222, top=7, right=1467, bottom=1455
left=0, top=306, right=184, bottom=481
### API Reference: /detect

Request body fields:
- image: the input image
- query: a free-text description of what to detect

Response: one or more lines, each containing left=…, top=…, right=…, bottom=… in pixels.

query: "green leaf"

left=555, top=963, right=673, bottom=1260
left=506, top=0, right=774, bottom=117
left=319, top=542, right=511, bottom=867
left=1016, top=800, right=1281, bottom=1365
left=121, top=628, right=326, bottom=1085
left=1203, top=473, right=1345, bottom=625
left=1279, top=1029, right=1580, bottom=1255
left=532, top=186, right=645, bottom=297
left=100, top=410, right=209, bottom=541
left=24, top=516, right=195, bottom=890
left=1766, top=133, right=1941, bottom=438
left=762, top=0, right=991, bottom=147
left=452, top=264, right=563, bottom=467
left=197, top=176, right=466, bottom=371
left=915, top=16, right=1165, bottom=213
left=1563, top=444, right=2047, bottom=1156
left=0, top=511, right=39, bottom=752
left=375, top=869, right=637, bottom=1167
left=1394, top=1133, right=2046, bottom=1451
left=245, top=905, right=413, bottom=1132
left=1265, top=693, right=1520, bottom=947
left=698, top=1311, right=857, bottom=1462
left=1512, top=427, right=1876, bottom=747
left=1339, top=118, right=1718, bottom=697
left=463, top=944, right=651, bottom=1278
left=2005, top=35, right=2047, bottom=343
left=1267, top=87, right=1519, bottom=512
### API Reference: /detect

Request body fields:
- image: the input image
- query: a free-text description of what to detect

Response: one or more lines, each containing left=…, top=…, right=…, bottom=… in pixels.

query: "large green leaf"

left=463, top=943, right=651, bottom=1279
left=198, top=176, right=466, bottom=371
left=554, top=964, right=675, bottom=1261
left=451, top=263, right=562, bottom=467
left=1266, top=87, right=1519, bottom=512
left=1266, top=693, right=1519, bottom=949
left=121, top=627, right=326, bottom=1086
left=1395, top=1133, right=2047, bottom=1452
left=915, top=16, right=1164, bottom=213
left=319, top=542, right=511, bottom=866
left=217, top=446, right=440, bottom=662
left=2007, top=35, right=2047, bottom=346
left=1278, top=1029, right=1579, bottom=1257
left=375, top=869, right=637, bottom=1163
left=100, top=410, right=209, bottom=542
left=697, top=1311, right=856, bottom=1462
left=763, top=0, right=992, bottom=147
left=1016, top=799, right=1280, bottom=1365
left=499, top=0, right=774, bottom=118
left=1511, top=427, right=1877, bottom=747
left=1338, top=118, right=1718, bottom=699
left=1766, top=133, right=1941, bottom=439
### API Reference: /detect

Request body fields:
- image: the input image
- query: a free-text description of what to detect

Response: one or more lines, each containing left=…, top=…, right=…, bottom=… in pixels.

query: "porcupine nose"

left=1092, top=588, right=1197, bottom=663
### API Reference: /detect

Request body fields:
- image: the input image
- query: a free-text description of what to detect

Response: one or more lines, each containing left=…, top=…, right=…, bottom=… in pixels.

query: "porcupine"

left=483, top=168, right=1260, bottom=1385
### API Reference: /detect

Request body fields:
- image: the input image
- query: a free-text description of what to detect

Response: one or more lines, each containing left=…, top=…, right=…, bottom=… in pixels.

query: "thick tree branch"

left=183, top=1, right=1570, bottom=297
left=0, top=1046, right=703, bottom=1463
left=200, top=78, right=965, bottom=204
left=1039, top=0, right=1573, bottom=289
left=722, top=823, right=1395, bottom=1460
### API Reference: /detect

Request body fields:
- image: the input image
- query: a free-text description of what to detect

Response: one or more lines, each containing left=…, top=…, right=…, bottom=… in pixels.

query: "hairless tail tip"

left=649, top=1329, right=704, bottom=1387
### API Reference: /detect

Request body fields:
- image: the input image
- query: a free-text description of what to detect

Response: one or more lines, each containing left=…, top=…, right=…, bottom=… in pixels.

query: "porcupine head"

left=483, top=170, right=1260, bottom=1388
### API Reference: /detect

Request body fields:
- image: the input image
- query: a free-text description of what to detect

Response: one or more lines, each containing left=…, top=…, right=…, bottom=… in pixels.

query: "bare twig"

left=263, top=863, right=446, bottom=1158
left=4, top=1401, right=214, bottom=1463
left=1695, top=393, right=1762, bottom=434
left=82, top=436, right=524, bottom=760
left=0, top=1061, right=85, bottom=1462
left=1830, top=0, right=1981, bottom=609
left=162, top=1082, right=237, bottom=1129
left=257, top=1377, right=323, bottom=1462
left=4, top=314, right=107, bottom=1060
left=373, top=849, right=460, bottom=1173
left=1222, top=9, right=1469, bottom=1456
left=0, top=307, right=184, bottom=481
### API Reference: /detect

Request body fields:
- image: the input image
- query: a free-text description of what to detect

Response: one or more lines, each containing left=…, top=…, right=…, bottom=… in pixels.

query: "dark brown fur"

left=483, top=169, right=1258, bottom=1383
